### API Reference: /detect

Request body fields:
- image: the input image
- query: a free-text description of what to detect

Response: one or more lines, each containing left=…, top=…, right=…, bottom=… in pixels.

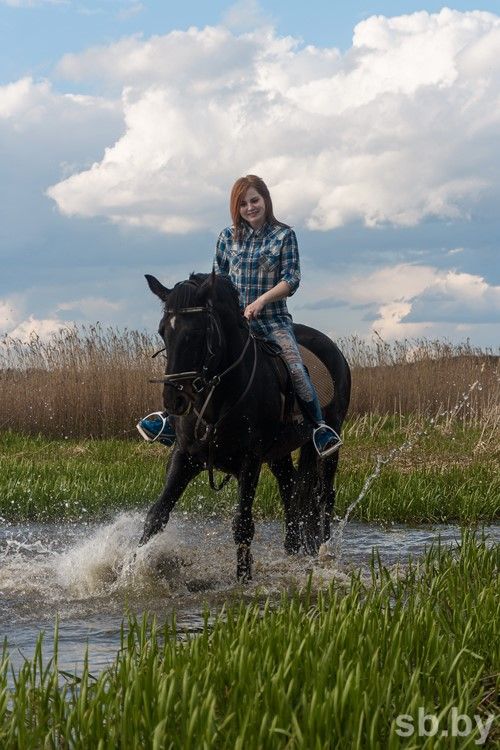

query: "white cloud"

left=406, top=270, right=500, bottom=324
left=56, top=297, right=122, bottom=317
left=1, top=0, right=65, bottom=6
left=117, top=3, right=144, bottom=22
left=300, top=261, right=500, bottom=339
left=45, top=9, right=500, bottom=234
left=0, top=76, right=119, bottom=130
left=0, top=77, right=53, bottom=122
left=221, top=0, right=273, bottom=32
left=0, top=299, right=19, bottom=332
left=348, top=264, right=500, bottom=338
left=0, top=295, right=69, bottom=340
left=7, top=315, right=68, bottom=340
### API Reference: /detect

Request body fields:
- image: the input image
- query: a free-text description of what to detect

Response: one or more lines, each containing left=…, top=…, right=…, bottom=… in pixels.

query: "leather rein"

left=150, top=305, right=258, bottom=491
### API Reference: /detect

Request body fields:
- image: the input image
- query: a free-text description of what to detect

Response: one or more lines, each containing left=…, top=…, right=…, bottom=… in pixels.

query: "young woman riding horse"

left=138, top=175, right=342, bottom=456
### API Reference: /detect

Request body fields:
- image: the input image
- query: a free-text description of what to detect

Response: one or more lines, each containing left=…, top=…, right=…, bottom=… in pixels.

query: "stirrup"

left=136, top=411, right=169, bottom=443
left=312, top=424, right=343, bottom=458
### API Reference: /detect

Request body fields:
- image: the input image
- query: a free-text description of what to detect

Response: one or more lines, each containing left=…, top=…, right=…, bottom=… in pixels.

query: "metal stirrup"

left=312, top=424, right=343, bottom=457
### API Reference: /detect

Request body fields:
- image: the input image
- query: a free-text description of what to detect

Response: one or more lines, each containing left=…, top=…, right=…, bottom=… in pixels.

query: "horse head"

left=146, top=272, right=239, bottom=416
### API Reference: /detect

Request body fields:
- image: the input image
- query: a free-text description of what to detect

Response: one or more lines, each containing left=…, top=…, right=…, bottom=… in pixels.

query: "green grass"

left=0, top=416, right=498, bottom=523
left=0, top=534, right=498, bottom=748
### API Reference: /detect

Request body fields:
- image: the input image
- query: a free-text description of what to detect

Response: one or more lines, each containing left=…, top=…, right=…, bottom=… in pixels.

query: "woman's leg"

left=266, top=326, right=342, bottom=457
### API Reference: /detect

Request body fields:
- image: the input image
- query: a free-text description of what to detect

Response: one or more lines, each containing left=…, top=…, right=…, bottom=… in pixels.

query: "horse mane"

left=166, top=272, right=245, bottom=327
left=165, top=274, right=205, bottom=312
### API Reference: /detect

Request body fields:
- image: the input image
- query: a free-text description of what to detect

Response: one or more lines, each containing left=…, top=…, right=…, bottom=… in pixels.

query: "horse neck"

left=222, top=312, right=247, bottom=357
left=207, top=313, right=251, bottom=410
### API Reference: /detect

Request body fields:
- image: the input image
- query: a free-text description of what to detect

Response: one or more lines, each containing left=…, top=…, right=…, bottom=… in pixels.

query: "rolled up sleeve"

left=280, top=229, right=301, bottom=295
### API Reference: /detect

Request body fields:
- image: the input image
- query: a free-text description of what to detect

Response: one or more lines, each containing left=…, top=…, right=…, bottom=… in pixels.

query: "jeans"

left=265, top=325, right=317, bottom=403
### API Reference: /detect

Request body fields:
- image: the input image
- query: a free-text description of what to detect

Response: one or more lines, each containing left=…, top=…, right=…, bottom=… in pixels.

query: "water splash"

left=320, top=379, right=482, bottom=564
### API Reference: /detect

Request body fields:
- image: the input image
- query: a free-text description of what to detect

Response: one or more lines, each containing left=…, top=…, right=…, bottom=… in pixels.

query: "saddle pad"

left=298, top=345, right=335, bottom=408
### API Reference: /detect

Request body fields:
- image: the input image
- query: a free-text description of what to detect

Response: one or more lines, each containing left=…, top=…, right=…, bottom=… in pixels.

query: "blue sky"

left=1, top=0, right=499, bottom=345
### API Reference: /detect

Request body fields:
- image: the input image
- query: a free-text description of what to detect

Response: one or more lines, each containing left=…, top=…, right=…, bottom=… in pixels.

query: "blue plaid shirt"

left=213, top=222, right=301, bottom=337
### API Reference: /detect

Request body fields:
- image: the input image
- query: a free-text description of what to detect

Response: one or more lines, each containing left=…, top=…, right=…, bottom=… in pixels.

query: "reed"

left=0, top=326, right=498, bottom=438
left=0, top=534, right=498, bottom=748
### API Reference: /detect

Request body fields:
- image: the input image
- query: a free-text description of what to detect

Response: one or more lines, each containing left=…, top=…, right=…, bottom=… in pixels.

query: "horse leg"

left=233, top=458, right=261, bottom=582
left=269, top=455, right=299, bottom=554
left=317, top=451, right=339, bottom=544
left=296, top=441, right=322, bottom=555
left=139, top=449, right=202, bottom=545
left=319, top=404, right=344, bottom=543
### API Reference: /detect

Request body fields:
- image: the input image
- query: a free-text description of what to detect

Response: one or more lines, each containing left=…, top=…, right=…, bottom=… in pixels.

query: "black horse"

left=140, top=271, right=351, bottom=581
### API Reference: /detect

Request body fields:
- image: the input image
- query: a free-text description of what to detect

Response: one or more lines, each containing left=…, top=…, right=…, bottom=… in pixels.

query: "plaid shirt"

left=213, top=222, right=301, bottom=337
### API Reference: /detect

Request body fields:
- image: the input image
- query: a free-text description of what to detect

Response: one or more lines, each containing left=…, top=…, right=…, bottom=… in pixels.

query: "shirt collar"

left=241, top=220, right=270, bottom=238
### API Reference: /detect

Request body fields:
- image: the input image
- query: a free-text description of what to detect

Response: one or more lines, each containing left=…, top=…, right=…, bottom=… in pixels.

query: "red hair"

left=230, top=175, right=288, bottom=242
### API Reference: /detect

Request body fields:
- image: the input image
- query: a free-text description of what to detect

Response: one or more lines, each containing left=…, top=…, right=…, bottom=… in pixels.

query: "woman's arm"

left=244, top=280, right=291, bottom=320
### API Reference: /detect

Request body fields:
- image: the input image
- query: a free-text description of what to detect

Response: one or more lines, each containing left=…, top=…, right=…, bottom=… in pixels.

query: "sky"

left=1, top=0, right=499, bottom=346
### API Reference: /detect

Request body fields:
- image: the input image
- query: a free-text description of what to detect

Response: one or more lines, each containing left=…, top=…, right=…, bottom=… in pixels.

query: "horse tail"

left=293, top=324, right=352, bottom=554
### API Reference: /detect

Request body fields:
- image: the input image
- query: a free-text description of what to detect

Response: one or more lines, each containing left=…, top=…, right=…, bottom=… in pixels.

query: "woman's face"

left=239, top=187, right=266, bottom=230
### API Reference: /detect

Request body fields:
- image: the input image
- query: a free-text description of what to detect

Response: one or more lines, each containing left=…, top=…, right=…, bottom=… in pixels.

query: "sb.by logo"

left=395, top=707, right=495, bottom=745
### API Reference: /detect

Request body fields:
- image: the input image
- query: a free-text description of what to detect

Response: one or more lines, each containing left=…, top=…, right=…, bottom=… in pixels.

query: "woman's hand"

left=243, top=282, right=291, bottom=320
left=244, top=297, right=266, bottom=320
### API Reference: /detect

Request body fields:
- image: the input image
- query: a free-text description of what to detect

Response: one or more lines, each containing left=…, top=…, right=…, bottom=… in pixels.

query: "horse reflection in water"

left=139, top=272, right=351, bottom=581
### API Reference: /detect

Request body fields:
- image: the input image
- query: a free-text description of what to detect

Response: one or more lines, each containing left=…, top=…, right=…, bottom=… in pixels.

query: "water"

left=324, top=379, right=484, bottom=562
left=1, top=512, right=499, bottom=677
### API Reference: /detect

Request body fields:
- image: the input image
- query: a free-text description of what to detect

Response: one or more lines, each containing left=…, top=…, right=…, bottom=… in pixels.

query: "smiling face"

left=239, top=186, right=267, bottom=230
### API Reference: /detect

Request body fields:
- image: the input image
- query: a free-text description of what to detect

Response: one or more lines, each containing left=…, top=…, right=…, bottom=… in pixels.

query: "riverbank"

left=1, top=534, right=498, bottom=748
left=1, top=415, right=498, bottom=523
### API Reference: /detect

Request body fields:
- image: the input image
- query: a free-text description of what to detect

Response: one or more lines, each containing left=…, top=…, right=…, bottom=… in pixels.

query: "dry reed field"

left=0, top=325, right=498, bottom=439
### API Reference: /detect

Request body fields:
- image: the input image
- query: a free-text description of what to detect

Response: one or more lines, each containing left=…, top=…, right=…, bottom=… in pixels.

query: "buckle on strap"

left=192, top=377, right=205, bottom=393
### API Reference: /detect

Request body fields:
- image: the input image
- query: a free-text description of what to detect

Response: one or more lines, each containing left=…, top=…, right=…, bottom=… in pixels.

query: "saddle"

left=255, top=337, right=335, bottom=424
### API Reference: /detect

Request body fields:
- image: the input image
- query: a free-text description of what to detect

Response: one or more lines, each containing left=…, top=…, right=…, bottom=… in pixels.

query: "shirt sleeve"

left=213, top=229, right=230, bottom=278
left=280, top=228, right=301, bottom=296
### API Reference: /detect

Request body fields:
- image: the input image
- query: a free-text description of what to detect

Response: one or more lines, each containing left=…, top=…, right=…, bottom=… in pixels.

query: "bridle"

left=151, top=305, right=224, bottom=401
left=150, top=303, right=258, bottom=490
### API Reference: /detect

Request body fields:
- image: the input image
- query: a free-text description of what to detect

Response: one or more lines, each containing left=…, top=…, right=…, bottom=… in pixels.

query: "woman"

left=138, top=175, right=341, bottom=457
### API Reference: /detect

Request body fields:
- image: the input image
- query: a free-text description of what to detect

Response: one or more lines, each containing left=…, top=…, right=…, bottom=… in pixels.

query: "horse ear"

left=145, top=274, right=171, bottom=302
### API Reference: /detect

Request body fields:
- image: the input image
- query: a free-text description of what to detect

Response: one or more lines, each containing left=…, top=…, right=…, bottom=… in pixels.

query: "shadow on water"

left=1, top=512, right=499, bottom=676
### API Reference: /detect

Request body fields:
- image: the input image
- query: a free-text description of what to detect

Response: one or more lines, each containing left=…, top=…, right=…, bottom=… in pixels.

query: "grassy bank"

left=1, top=415, right=498, bottom=524
left=1, top=535, right=498, bottom=748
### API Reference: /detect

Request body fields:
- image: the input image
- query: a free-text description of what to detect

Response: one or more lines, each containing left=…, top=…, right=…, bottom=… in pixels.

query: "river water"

left=1, top=512, right=499, bottom=675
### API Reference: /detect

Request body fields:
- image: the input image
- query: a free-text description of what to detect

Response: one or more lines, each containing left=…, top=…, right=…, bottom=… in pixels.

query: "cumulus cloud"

left=405, top=270, right=500, bottom=325
left=298, top=258, right=500, bottom=339
left=0, top=298, right=19, bottom=332
left=0, top=76, right=119, bottom=132
left=221, top=0, right=273, bottom=32
left=7, top=315, right=68, bottom=340
left=46, top=9, right=500, bottom=234
left=0, top=295, right=68, bottom=340
left=56, top=297, right=122, bottom=317
left=314, top=263, right=500, bottom=339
